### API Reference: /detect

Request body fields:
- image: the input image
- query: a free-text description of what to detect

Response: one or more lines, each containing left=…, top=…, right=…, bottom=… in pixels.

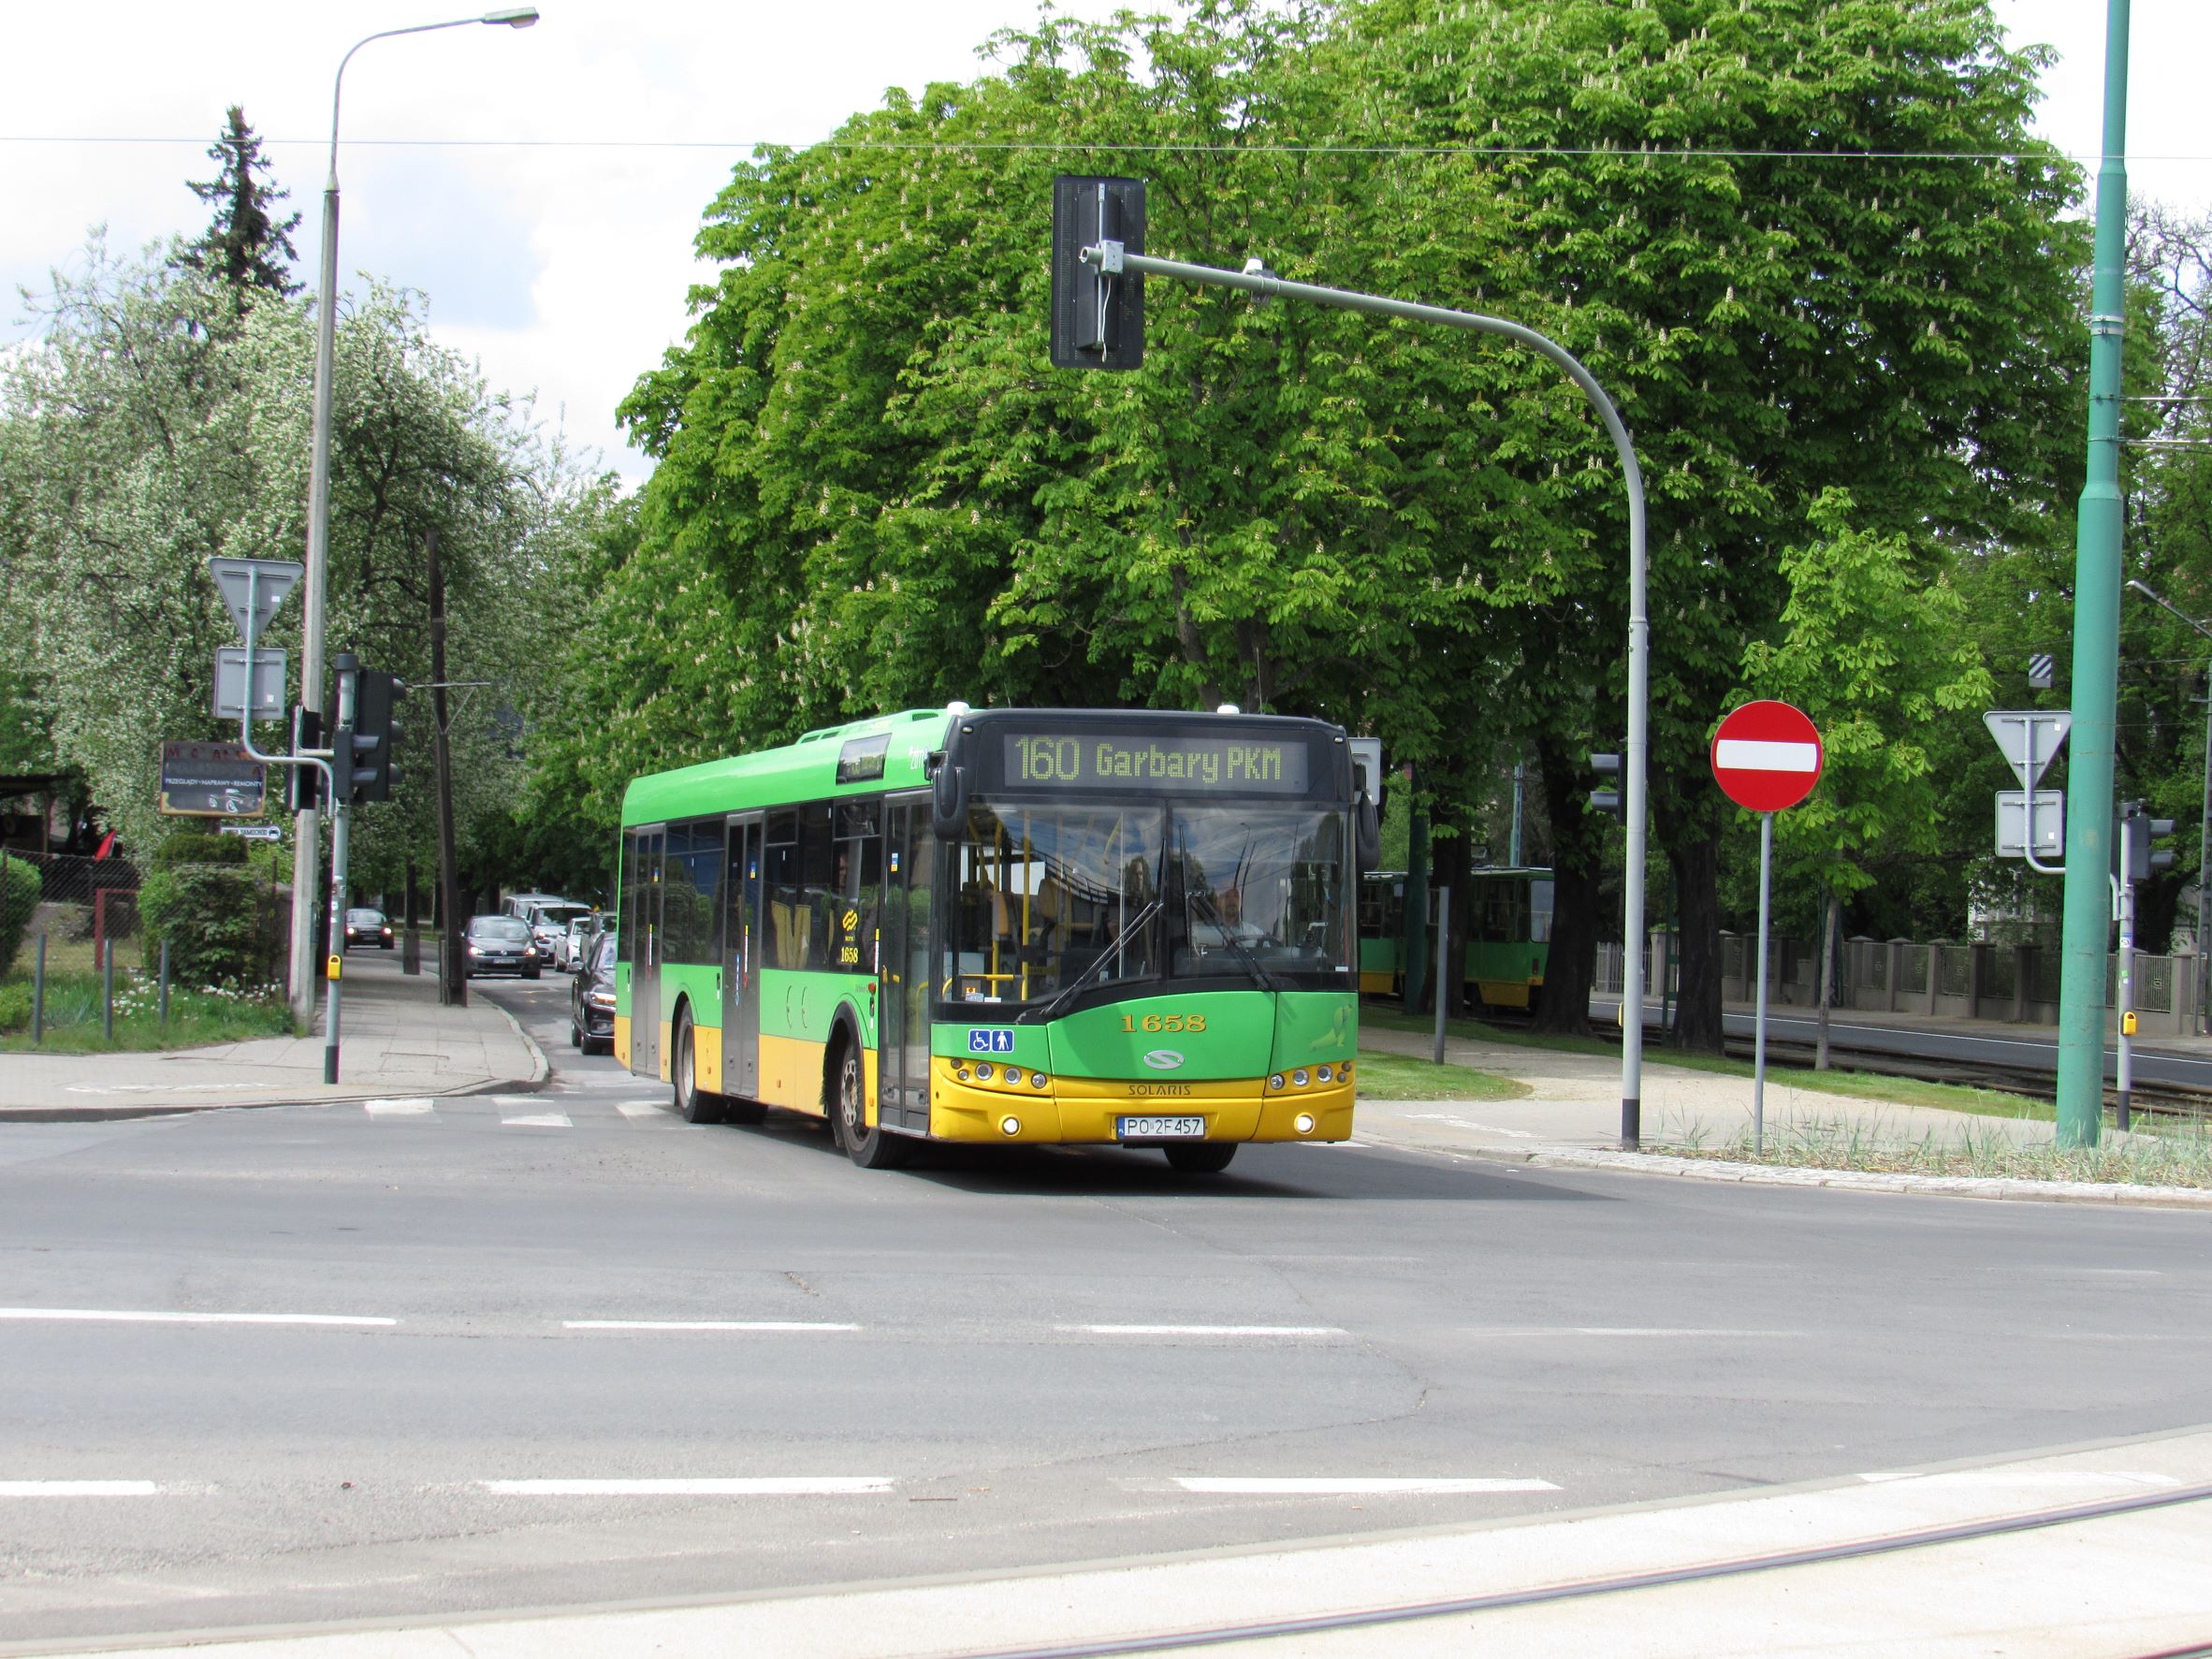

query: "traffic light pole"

left=1084, top=245, right=1652, bottom=1147
left=324, top=654, right=359, bottom=1084
left=2056, top=0, right=2132, bottom=1149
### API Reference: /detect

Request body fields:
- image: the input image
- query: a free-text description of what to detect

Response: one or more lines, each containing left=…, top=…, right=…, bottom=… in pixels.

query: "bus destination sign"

left=1004, top=731, right=1310, bottom=793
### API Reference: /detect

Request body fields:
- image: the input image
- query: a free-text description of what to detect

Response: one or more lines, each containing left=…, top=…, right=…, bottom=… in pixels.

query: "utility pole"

left=2055, top=0, right=2132, bottom=1148
left=428, top=529, right=466, bottom=1008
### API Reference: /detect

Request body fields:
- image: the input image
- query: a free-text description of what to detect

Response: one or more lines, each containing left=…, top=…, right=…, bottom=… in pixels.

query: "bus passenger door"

left=879, top=805, right=934, bottom=1131
left=629, top=828, right=664, bottom=1080
left=724, top=813, right=764, bottom=1099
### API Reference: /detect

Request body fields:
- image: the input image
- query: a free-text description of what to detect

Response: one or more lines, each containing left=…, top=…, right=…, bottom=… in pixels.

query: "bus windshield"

left=945, top=801, right=1350, bottom=1006
left=947, top=804, right=1163, bottom=1005
left=1170, top=806, right=1349, bottom=983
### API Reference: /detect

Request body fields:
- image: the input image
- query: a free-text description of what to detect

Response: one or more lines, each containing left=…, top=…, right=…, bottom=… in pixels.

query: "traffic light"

left=2117, top=801, right=2177, bottom=881
left=1589, top=751, right=1625, bottom=821
left=1050, top=175, right=1146, bottom=371
left=286, top=706, right=322, bottom=812
left=348, top=668, right=406, bottom=803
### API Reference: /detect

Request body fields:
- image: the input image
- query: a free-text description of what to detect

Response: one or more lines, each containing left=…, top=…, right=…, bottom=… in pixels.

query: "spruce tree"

left=180, top=107, right=301, bottom=297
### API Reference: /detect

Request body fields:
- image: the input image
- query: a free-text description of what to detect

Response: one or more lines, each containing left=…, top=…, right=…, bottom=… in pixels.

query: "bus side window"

left=798, top=802, right=835, bottom=969
left=764, top=810, right=803, bottom=971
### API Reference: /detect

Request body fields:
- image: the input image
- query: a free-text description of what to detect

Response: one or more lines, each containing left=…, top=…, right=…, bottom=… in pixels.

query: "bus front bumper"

left=926, top=1059, right=1353, bottom=1145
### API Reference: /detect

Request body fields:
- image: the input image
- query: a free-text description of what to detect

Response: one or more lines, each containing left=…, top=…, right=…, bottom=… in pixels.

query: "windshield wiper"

left=1019, top=896, right=1164, bottom=1025
left=1191, top=892, right=1284, bottom=992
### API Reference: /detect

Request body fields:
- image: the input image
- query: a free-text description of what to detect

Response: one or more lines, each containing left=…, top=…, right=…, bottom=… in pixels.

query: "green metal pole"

left=2056, top=0, right=2132, bottom=1149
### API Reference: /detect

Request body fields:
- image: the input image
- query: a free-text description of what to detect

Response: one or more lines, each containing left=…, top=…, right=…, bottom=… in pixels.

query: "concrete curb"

left=451, top=997, right=551, bottom=1098
left=1517, top=1144, right=2212, bottom=1210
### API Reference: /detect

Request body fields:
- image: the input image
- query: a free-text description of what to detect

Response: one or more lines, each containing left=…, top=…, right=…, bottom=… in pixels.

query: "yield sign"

left=1982, top=710, right=2071, bottom=792
left=208, top=557, right=304, bottom=647
left=1711, top=700, right=1824, bottom=813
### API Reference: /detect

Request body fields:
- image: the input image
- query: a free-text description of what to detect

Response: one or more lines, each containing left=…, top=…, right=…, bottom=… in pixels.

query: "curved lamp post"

left=289, top=7, right=541, bottom=1020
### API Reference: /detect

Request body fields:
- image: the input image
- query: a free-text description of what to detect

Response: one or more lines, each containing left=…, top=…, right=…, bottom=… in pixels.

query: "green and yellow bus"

left=615, top=706, right=1377, bottom=1173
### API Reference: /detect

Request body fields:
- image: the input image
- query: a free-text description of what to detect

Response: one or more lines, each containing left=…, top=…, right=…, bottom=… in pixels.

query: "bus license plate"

left=1118, top=1115, right=1206, bottom=1140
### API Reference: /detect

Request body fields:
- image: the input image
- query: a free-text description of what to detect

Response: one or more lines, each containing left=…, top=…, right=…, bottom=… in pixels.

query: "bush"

left=0, top=981, right=29, bottom=1033
left=0, top=851, right=38, bottom=978
left=138, top=863, right=262, bottom=986
left=151, top=830, right=247, bottom=868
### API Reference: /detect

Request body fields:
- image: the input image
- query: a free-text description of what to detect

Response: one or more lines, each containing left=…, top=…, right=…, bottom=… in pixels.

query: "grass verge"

left=0, top=968, right=295, bottom=1054
left=1656, top=1113, right=2212, bottom=1189
left=1360, top=1005, right=2048, bottom=1121
left=1354, top=1048, right=1529, bottom=1102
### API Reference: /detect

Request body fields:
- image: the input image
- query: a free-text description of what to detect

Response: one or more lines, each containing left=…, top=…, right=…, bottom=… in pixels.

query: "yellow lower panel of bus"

left=758, top=1033, right=827, bottom=1115
left=614, top=1014, right=630, bottom=1070
left=1358, top=970, right=1396, bottom=995
left=927, top=1060, right=1351, bottom=1144
left=695, top=1029, right=722, bottom=1097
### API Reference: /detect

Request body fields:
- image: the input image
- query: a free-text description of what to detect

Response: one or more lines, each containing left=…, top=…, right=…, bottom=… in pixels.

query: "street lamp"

left=2124, top=576, right=2212, bottom=1035
left=288, top=7, right=541, bottom=1021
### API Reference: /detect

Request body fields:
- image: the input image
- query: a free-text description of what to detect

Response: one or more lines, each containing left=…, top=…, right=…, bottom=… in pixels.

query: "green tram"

left=615, top=706, right=1377, bottom=1172
left=1356, top=867, right=1554, bottom=1011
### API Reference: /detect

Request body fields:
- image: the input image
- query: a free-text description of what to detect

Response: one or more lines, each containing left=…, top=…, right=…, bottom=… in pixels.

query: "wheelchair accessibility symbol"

left=967, top=1028, right=1015, bottom=1055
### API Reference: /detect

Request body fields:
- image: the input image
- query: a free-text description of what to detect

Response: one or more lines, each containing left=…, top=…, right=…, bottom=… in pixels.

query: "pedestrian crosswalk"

left=356, top=1096, right=680, bottom=1129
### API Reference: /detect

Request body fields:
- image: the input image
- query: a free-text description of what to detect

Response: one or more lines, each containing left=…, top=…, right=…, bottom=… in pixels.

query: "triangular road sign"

left=1984, top=710, right=2072, bottom=791
left=208, top=558, right=304, bottom=647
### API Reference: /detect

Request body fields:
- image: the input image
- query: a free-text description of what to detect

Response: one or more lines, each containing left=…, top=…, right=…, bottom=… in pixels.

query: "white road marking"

left=0, top=1480, right=162, bottom=1497
left=364, top=1099, right=435, bottom=1115
left=1714, top=737, right=1820, bottom=773
left=614, top=1100, right=665, bottom=1118
left=480, top=1477, right=893, bottom=1496
left=1404, top=1114, right=1537, bottom=1138
left=0, top=1306, right=396, bottom=1328
left=1168, top=1477, right=1558, bottom=1495
left=1471, top=1326, right=1804, bottom=1339
left=1056, top=1335, right=1345, bottom=1345
left=501, top=1111, right=572, bottom=1128
left=562, top=1319, right=863, bottom=1332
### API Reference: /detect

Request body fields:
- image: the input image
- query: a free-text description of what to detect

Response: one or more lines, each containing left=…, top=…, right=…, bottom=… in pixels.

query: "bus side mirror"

left=931, top=764, right=968, bottom=838
left=1355, top=791, right=1381, bottom=875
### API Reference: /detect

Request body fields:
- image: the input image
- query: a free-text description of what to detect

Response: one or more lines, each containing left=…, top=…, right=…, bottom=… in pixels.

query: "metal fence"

left=4, top=851, right=289, bottom=983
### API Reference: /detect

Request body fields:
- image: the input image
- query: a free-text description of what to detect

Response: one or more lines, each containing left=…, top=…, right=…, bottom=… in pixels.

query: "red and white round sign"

left=1710, top=700, right=1824, bottom=813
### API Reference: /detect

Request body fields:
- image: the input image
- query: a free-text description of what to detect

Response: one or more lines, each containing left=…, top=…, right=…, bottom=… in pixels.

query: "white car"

left=556, top=916, right=597, bottom=971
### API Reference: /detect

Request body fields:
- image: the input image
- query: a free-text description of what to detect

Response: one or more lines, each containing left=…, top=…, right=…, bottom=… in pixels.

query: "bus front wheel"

left=672, top=1007, right=725, bottom=1125
left=833, top=1038, right=907, bottom=1170
left=1165, top=1143, right=1237, bottom=1175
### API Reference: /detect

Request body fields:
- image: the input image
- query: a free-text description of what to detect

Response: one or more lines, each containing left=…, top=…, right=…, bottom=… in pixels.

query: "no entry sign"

left=1711, top=701, right=1823, bottom=813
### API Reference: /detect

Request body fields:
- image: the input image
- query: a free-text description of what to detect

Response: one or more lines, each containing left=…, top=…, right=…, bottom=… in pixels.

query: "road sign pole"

left=1432, top=886, right=1451, bottom=1067
left=1754, top=811, right=1773, bottom=1158
left=2057, top=0, right=2132, bottom=1150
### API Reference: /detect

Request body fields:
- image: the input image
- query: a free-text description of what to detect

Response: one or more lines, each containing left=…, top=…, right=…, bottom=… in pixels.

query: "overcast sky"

left=7, top=1, right=2206, bottom=486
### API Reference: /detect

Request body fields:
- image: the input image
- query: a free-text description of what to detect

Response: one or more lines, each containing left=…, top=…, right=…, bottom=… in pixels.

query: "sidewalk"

left=1356, top=1024, right=2060, bottom=1156
left=44, top=1426, right=2212, bottom=1658
left=0, top=954, right=546, bottom=1121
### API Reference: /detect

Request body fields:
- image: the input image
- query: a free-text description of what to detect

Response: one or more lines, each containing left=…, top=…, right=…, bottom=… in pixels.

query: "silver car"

left=556, top=916, right=597, bottom=972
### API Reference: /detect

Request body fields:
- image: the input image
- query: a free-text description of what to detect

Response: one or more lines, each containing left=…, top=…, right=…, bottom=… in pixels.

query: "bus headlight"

left=1269, top=1073, right=1286, bottom=1091
left=1292, top=1070, right=1309, bottom=1087
left=975, top=1063, right=994, bottom=1081
left=999, top=1115, right=1021, bottom=1136
left=1294, top=1113, right=1316, bottom=1135
left=1317, top=1066, right=1333, bottom=1083
left=1032, top=1072, right=1049, bottom=1089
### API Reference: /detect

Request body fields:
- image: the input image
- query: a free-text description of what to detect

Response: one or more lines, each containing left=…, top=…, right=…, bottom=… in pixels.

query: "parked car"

left=556, top=915, right=597, bottom=972
left=342, top=908, right=394, bottom=951
left=463, top=914, right=542, bottom=980
left=570, top=930, right=618, bottom=1055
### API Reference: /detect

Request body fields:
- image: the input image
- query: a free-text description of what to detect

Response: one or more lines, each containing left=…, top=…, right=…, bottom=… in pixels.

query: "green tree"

left=1737, top=490, right=1994, bottom=1055
left=179, top=107, right=301, bottom=298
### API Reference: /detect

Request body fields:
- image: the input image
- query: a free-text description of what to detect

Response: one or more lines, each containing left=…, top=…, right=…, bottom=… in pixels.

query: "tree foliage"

left=179, top=106, right=301, bottom=298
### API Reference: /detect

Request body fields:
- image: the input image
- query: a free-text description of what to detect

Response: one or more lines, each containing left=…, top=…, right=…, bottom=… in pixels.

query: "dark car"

left=570, top=930, right=618, bottom=1055
left=463, top=914, right=541, bottom=980
left=343, top=908, right=394, bottom=951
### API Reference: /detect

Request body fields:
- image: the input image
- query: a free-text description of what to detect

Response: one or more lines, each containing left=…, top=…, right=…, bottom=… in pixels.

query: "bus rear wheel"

left=672, top=1007, right=725, bottom=1125
left=833, top=1037, right=907, bottom=1170
left=1164, top=1143, right=1237, bottom=1174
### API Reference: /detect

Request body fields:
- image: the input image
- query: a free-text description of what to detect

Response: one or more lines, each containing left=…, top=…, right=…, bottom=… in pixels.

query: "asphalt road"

left=3, top=973, right=2210, bottom=1649
left=1592, top=996, right=2212, bottom=1091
